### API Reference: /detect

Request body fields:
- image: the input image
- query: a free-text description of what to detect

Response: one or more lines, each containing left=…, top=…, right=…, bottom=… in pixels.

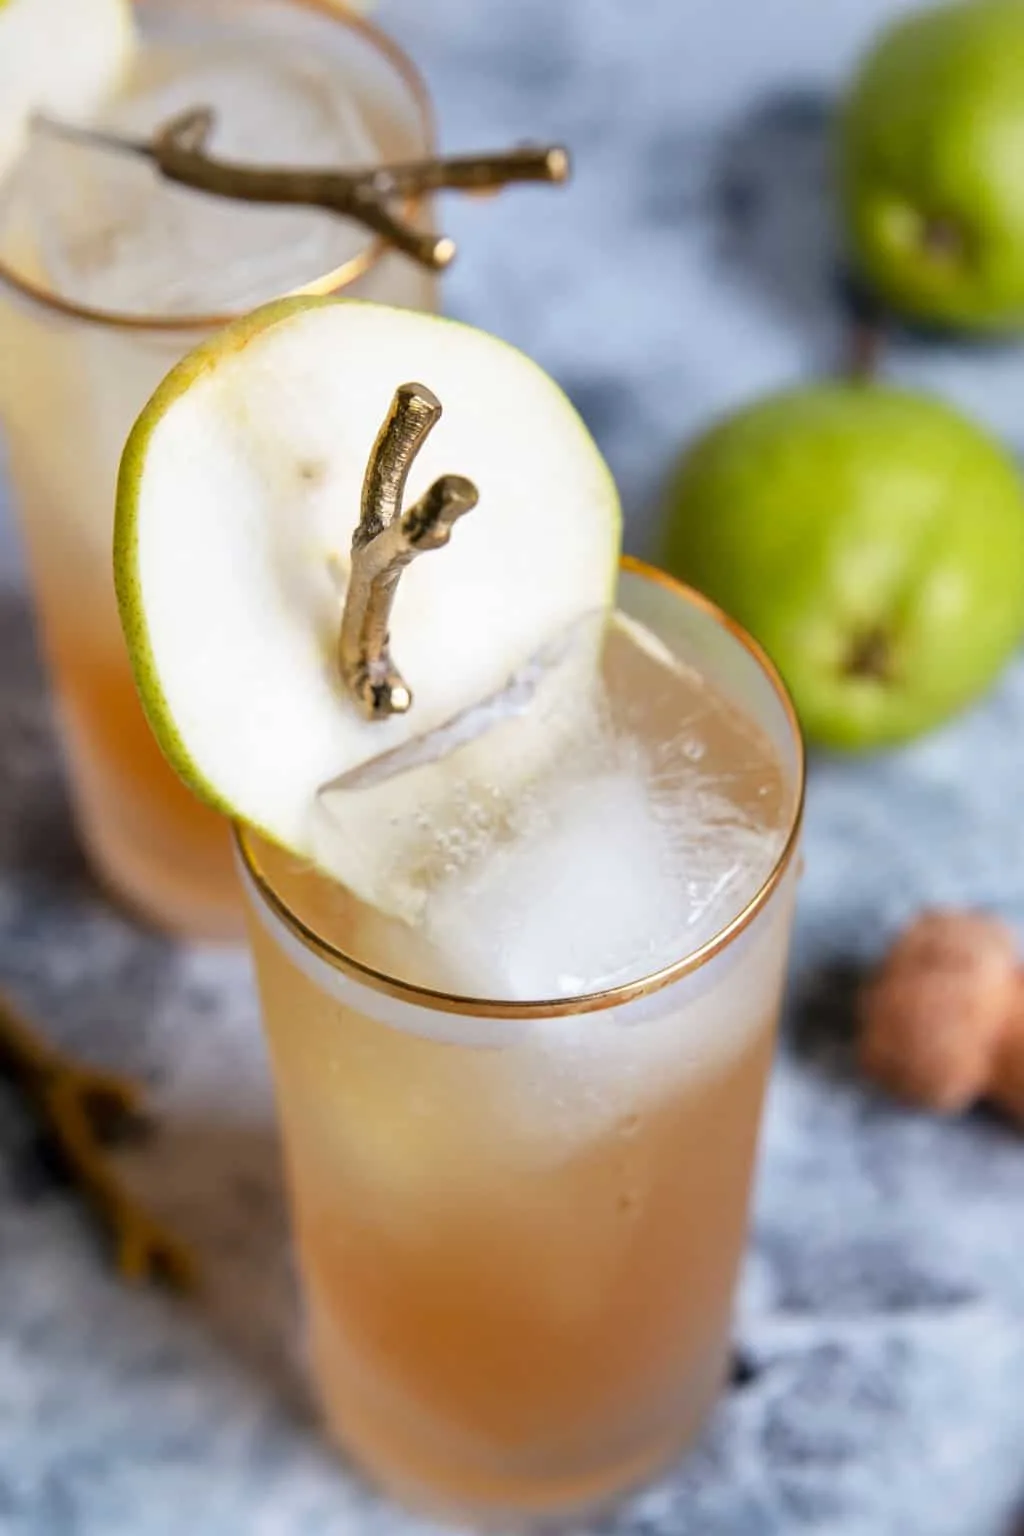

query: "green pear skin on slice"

left=0, top=0, right=136, bottom=179
left=115, top=296, right=622, bottom=866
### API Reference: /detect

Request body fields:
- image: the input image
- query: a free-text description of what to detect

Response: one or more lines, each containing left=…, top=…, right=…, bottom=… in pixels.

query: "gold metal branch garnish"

left=0, top=991, right=197, bottom=1291
left=363, top=143, right=570, bottom=200
left=33, top=111, right=571, bottom=272
left=338, top=383, right=478, bottom=719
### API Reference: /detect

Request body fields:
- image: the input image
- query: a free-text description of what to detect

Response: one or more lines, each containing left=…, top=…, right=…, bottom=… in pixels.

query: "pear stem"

left=846, top=316, right=888, bottom=381
left=841, top=273, right=889, bottom=382
left=0, top=991, right=197, bottom=1290
left=338, top=384, right=478, bottom=720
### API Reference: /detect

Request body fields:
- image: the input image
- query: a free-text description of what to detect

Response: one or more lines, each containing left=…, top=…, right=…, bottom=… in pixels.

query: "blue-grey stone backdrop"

left=1, top=2, right=1023, bottom=1532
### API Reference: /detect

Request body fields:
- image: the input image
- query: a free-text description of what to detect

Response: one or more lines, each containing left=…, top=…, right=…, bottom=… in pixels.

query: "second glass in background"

left=0, top=0, right=437, bottom=938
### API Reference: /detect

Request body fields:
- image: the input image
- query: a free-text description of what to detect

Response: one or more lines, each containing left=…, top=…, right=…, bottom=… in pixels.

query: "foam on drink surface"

left=17, top=32, right=379, bottom=314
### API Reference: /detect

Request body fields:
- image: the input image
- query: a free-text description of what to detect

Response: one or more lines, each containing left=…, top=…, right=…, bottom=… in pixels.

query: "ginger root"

left=859, top=910, right=1023, bottom=1121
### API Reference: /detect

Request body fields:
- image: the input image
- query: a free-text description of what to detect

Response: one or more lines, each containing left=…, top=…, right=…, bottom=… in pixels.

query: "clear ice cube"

left=313, top=610, right=788, bottom=1003
left=312, top=612, right=609, bottom=926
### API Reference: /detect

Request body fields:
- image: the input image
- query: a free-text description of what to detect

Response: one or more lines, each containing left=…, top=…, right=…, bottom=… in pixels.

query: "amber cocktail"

left=238, top=560, right=803, bottom=1523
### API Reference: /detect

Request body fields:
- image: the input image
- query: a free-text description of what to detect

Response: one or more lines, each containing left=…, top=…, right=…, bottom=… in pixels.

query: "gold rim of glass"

left=0, top=0, right=435, bottom=333
left=236, top=556, right=807, bottom=1021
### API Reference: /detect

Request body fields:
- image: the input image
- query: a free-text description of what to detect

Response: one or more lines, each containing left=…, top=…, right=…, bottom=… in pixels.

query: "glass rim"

left=0, top=0, right=435, bottom=333
left=236, top=555, right=807, bottom=1023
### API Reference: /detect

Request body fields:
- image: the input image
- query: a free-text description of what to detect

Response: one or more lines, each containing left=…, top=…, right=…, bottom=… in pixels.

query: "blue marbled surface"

left=2, top=1, right=1024, bottom=1532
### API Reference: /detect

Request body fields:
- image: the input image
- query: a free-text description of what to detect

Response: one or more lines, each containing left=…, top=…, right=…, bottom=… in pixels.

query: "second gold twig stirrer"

left=33, top=109, right=571, bottom=272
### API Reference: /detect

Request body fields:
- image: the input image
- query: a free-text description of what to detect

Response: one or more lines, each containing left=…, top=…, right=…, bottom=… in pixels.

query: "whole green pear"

left=840, top=0, right=1024, bottom=331
left=661, top=385, right=1024, bottom=749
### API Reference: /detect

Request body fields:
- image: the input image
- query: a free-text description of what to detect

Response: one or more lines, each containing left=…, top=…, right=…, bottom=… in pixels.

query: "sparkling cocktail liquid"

left=241, top=566, right=802, bottom=1522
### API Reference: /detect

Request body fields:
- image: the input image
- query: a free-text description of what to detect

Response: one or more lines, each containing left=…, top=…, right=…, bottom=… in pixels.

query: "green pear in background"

left=840, top=0, right=1024, bottom=331
left=661, top=385, right=1024, bottom=750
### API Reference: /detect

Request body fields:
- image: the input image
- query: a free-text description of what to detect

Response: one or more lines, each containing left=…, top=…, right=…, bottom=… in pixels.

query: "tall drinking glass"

left=0, top=0, right=436, bottom=938
left=236, top=560, right=805, bottom=1524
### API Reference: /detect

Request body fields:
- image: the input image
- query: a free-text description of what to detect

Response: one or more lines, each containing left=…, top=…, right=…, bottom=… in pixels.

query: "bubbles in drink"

left=22, top=35, right=379, bottom=314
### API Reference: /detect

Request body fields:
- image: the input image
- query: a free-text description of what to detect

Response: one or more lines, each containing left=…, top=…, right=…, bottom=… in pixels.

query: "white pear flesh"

left=0, top=0, right=136, bottom=179
left=115, top=297, right=621, bottom=864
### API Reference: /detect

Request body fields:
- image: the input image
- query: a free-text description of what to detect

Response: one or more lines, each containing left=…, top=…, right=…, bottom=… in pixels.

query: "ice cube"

left=422, top=761, right=675, bottom=998
left=25, top=38, right=378, bottom=315
left=422, top=739, right=779, bottom=1002
left=314, top=609, right=788, bottom=1003
left=311, top=611, right=608, bottom=924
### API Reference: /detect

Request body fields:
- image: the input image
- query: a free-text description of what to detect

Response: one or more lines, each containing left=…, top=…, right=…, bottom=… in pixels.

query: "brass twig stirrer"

left=33, top=109, right=571, bottom=272
left=0, top=991, right=197, bottom=1290
left=338, top=384, right=478, bottom=719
